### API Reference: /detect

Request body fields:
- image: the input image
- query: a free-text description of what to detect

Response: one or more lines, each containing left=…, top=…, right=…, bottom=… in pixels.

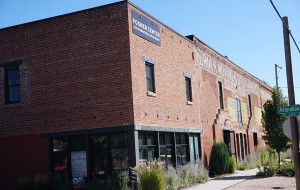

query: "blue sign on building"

left=131, top=10, right=161, bottom=46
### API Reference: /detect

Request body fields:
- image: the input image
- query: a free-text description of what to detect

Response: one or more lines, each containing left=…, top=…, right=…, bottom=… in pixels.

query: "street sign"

left=283, top=117, right=300, bottom=140
left=277, top=105, right=300, bottom=117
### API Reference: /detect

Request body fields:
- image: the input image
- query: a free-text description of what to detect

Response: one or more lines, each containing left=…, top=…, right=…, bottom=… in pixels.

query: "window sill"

left=147, top=91, right=157, bottom=97
left=187, top=101, right=193, bottom=105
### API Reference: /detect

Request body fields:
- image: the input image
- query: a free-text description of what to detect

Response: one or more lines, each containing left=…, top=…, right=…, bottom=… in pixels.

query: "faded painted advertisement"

left=254, top=107, right=263, bottom=126
left=228, top=97, right=237, bottom=122
left=195, top=50, right=261, bottom=97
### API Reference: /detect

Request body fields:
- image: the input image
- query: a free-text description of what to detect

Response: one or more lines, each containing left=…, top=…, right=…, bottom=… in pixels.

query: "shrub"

left=165, top=166, right=181, bottom=190
left=209, top=142, right=229, bottom=176
left=279, top=161, right=295, bottom=177
left=268, top=149, right=275, bottom=165
left=263, top=165, right=277, bottom=177
left=237, top=150, right=261, bottom=170
left=34, top=173, right=49, bottom=190
left=17, top=176, right=32, bottom=190
left=109, top=170, right=131, bottom=190
left=260, top=149, right=267, bottom=167
left=238, top=165, right=247, bottom=170
left=49, top=174, right=71, bottom=190
left=140, top=169, right=166, bottom=190
left=228, top=156, right=236, bottom=173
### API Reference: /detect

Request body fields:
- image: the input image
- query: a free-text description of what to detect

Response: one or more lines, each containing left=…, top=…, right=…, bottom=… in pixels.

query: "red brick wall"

left=128, top=5, right=202, bottom=130
left=0, top=135, right=48, bottom=190
left=127, top=4, right=271, bottom=163
left=0, top=2, right=134, bottom=137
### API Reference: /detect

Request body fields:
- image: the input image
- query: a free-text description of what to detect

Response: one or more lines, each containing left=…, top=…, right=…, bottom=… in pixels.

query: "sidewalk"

left=185, top=168, right=259, bottom=190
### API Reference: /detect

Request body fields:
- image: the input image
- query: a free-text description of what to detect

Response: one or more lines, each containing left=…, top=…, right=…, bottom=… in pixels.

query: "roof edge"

left=0, top=0, right=128, bottom=31
left=190, top=34, right=272, bottom=90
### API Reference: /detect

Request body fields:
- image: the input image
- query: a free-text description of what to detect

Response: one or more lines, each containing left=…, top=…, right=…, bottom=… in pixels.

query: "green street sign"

left=277, top=105, right=300, bottom=117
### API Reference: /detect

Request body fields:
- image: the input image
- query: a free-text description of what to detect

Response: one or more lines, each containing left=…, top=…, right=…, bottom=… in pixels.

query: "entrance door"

left=223, top=130, right=231, bottom=154
left=189, top=134, right=200, bottom=163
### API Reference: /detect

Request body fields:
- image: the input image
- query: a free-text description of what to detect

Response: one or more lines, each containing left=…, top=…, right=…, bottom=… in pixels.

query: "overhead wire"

left=269, top=0, right=300, bottom=54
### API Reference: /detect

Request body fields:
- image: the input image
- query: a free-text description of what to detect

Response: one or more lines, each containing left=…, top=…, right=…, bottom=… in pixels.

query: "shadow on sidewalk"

left=211, top=175, right=251, bottom=181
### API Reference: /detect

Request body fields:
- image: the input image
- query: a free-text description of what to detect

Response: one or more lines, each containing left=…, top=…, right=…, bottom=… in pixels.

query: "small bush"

left=49, top=174, right=71, bottom=190
left=34, top=173, right=49, bottom=190
left=209, top=142, right=229, bottom=176
left=228, top=156, right=236, bottom=173
left=109, top=171, right=131, bottom=190
left=140, top=169, right=166, bottom=190
left=165, top=166, right=181, bottom=190
left=268, top=149, right=275, bottom=165
left=17, top=176, right=32, bottom=190
left=260, top=149, right=267, bottom=167
left=279, top=162, right=295, bottom=177
left=238, top=165, right=247, bottom=170
left=263, top=165, right=277, bottom=177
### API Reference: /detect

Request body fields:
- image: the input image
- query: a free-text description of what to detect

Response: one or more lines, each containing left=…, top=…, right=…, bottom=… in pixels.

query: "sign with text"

left=71, top=151, right=87, bottom=178
left=277, top=105, right=300, bottom=117
left=131, top=10, right=161, bottom=46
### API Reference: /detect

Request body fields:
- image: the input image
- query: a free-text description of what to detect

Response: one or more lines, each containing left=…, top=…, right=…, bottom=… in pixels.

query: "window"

left=185, top=77, right=192, bottom=102
left=52, top=138, right=69, bottom=177
left=218, top=81, right=224, bottom=109
left=159, top=133, right=174, bottom=165
left=236, top=99, right=242, bottom=126
left=145, top=62, right=155, bottom=93
left=138, top=132, right=156, bottom=162
left=5, top=66, right=20, bottom=103
left=253, top=132, right=258, bottom=147
left=91, top=133, right=128, bottom=179
left=175, top=133, right=188, bottom=165
left=248, top=95, right=252, bottom=117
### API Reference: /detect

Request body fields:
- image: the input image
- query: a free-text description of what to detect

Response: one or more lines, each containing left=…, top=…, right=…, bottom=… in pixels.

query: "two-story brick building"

left=0, top=1, right=272, bottom=189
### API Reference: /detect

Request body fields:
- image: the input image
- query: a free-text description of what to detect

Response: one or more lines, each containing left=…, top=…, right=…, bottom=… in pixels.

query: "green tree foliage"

left=262, top=88, right=291, bottom=167
left=209, top=142, right=230, bottom=176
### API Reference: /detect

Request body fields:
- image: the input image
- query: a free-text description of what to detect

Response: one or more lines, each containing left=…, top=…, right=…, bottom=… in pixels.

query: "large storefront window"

left=138, top=132, right=156, bottom=162
left=91, top=135, right=109, bottom=179
left=53, top=138, right=69, bottom=177
left=110, top=133, right=129, bottom=171
left=51, top=133, right=128, bottom=180
left=175, top=133, right=188, bottom=165
left=91, top=133, right=128, bottom=179
left=159, top=132, right=173, bottom=166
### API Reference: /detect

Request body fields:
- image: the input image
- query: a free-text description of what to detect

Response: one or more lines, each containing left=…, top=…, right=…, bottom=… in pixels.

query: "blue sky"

left=1, top=0, right=300, bottom=103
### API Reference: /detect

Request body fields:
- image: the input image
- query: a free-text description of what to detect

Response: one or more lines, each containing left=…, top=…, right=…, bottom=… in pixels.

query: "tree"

left=262, top=88, right=291, bottom=168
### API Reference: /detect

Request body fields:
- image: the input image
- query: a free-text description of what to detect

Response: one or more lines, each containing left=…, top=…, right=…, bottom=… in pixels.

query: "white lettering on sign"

left=195, top=50, right=261, bottom=96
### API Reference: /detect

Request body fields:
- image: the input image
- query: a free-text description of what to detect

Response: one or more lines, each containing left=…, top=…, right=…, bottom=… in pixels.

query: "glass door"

left=189, top=134, right=200, bottom=163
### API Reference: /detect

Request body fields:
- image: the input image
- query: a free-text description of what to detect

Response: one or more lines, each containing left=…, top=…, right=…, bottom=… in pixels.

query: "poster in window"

left=71, top=151, right=87, bottom=177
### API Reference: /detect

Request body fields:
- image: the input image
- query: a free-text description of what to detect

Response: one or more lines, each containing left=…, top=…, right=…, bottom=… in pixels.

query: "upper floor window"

left=236, top=99, right=242, bottom=126
left=218, top=81, right=224, bottom=109
left=185, top=77, right=192, bottom=102
left=5, top=66, right=20, bottom=104
left=248, top=95, right=252, bottom=117
left=145, top=62, right=155, bottom=93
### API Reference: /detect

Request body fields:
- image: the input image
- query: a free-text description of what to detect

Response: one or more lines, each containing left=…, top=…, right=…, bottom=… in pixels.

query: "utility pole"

left=275, top=64, right=282, bottom=91
left=282, top=16, right=300, bottom=190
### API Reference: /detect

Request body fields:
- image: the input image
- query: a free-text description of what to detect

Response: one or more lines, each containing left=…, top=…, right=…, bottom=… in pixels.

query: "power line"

left=269, top=0, right=300, bottom=54
left=280, top=87, right=300, bottom=88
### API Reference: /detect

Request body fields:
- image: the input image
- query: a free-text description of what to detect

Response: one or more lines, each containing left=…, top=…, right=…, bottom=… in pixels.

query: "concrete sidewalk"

left=185, top=168, right=259, bottom=190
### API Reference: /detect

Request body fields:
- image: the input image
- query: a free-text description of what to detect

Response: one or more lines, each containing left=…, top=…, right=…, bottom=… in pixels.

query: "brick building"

left=0, top=1, right=271, bottom=189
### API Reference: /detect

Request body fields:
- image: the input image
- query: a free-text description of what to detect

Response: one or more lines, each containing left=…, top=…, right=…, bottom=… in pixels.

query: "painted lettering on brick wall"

left=195, top=50, right=260, bottom=96
left=131, top=10, right=161, bottom=46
